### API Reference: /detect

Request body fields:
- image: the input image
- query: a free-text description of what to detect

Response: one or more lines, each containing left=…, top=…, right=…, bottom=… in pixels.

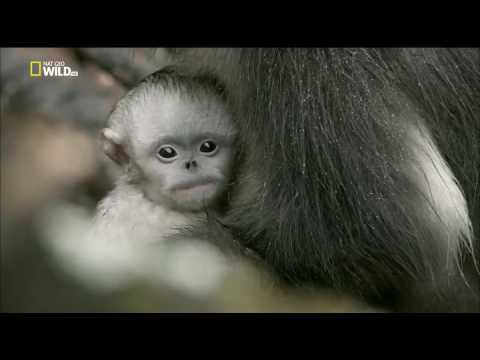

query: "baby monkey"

left=91, top=68, right=237, bottom=245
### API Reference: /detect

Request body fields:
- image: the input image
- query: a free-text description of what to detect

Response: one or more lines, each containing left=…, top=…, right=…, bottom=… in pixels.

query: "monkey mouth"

left=171, top=177, right=219, bottom=192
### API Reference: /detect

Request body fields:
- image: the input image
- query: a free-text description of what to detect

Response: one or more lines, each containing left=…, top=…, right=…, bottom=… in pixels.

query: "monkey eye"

left=199, top=140, right=218, bottom=155
left=157, top=145, right=178, bottom=161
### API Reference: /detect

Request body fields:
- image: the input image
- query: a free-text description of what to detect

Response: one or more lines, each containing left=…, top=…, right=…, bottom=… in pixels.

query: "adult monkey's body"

left=165, top=48, right=480, bottom=312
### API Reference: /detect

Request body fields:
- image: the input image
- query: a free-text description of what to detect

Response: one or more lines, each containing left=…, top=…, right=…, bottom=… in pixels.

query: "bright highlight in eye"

left=199, top=140, right=217, bottom=154
left=158, top=146, right=177, bottom=160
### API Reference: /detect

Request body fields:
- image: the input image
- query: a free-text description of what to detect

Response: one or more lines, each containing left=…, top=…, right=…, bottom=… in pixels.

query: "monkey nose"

left=185, top=160, right=198, bottom=170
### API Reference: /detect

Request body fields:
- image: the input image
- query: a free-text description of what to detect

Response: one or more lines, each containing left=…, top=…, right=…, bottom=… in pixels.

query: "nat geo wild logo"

left=29, top=60, right=79, bottom=77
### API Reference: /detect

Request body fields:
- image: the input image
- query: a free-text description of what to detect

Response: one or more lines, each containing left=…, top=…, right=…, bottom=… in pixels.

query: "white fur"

left=405, top=122, right=473, bottom=266
left=90, top=179, right=203, bottom=248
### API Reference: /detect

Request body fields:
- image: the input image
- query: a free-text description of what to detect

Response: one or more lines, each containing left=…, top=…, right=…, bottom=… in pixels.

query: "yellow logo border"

left=29, top=61, right=42, bottom=77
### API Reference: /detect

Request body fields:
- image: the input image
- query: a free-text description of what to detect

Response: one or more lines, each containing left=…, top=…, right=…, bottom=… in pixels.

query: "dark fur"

left=167, top=48, right=480, bottom=312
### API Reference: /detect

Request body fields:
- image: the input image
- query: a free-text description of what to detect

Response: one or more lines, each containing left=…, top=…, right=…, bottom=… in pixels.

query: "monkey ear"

left=101, top=128, right=129, bottom=165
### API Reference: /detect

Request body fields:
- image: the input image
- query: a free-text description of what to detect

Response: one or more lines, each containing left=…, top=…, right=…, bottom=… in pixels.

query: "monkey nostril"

left=185, top=160, right=198, bottom=170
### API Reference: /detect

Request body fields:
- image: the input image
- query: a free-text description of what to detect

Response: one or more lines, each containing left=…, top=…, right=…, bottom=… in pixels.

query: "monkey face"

left=139, top=136, right=234, bottom=212
left=129, top=89, right=236, bottom=212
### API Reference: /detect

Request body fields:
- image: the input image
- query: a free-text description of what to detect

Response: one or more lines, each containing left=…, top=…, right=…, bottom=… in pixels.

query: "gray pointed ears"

left=101, top=128, right=129, bottom=165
